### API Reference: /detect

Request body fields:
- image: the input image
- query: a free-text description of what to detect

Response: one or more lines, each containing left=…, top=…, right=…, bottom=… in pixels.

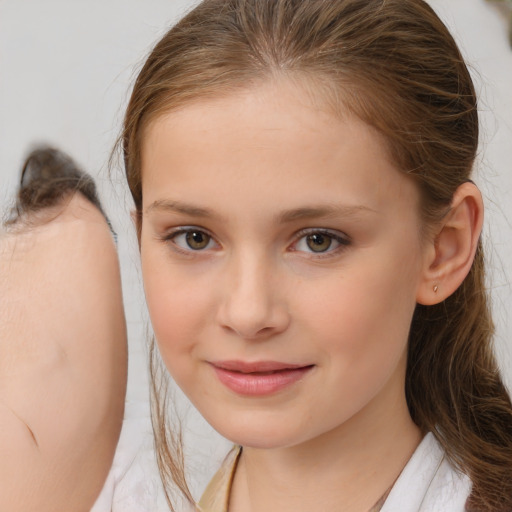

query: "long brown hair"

left=121, top=1, right=512, bottom=510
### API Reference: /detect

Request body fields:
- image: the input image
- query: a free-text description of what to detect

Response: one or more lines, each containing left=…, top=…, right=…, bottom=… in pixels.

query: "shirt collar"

left=198, top=446, right=242, bottom=512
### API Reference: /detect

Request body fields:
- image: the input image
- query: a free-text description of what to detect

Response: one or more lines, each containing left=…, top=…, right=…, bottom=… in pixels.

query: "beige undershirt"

left=198, top=447, right=391, bottom=512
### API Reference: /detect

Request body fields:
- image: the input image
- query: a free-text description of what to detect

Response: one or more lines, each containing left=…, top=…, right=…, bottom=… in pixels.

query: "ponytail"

left=407, top=243, right=512, bottom=511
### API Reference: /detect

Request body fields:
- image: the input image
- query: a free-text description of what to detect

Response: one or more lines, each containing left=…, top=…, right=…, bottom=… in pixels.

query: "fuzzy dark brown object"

left=8, top=147, right=104, bottom=221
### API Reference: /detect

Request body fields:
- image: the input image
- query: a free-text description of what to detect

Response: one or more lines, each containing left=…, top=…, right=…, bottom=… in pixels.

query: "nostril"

left=223, top=324, right=276, bottom=340
left=218, top=302, right=291, bottom=340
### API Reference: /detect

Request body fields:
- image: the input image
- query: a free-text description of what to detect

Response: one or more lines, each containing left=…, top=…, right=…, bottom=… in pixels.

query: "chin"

left=206, top=414, right=307, bottom=450
left=223, top=432, right=292, bottom=450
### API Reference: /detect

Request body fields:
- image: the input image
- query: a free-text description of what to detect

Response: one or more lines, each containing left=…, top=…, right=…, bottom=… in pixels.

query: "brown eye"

left=185, top=230, right=211, bottom=250
left=306, top=233, right=332, bottom=253
left=293, top=229, right=350, bottom=256
left=165, top=227, right=217, bottom=253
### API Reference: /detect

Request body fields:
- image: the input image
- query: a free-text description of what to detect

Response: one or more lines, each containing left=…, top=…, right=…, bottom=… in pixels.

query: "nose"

left=216, top=252, right=290, bottom=340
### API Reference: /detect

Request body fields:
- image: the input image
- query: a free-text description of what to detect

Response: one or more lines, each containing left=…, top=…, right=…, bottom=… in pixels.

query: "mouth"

left=209, top=360, right=314, bottom=396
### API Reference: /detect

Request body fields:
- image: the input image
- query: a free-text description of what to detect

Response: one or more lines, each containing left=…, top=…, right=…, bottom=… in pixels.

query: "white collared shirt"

left=381, top=432, right=471, bottom=512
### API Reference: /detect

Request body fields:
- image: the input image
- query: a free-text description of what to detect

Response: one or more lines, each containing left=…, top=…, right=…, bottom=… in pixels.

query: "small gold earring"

left=433, top=284, right=439, bottom=293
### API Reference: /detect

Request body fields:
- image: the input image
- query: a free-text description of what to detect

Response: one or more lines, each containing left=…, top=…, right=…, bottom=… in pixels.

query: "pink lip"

left=210, top=360, right=314, bottom=396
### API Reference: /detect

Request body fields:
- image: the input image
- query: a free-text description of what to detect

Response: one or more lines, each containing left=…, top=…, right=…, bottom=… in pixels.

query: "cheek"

left=140, top=248, right=210, bottom=371
left=300, top=251, right=419, bottom=371
left=294, top=265, right=417, bottom=425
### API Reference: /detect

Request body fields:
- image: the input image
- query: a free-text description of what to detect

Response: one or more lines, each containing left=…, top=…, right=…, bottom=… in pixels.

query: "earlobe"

left=416, top=182, right=484, bottom=306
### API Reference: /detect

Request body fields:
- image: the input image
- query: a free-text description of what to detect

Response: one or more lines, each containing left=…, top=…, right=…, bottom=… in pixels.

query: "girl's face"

left=140, top=79, right=429, bottom=449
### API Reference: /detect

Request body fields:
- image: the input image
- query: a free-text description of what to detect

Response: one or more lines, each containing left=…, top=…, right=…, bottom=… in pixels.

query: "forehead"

left=140, top=78, right=419, bottom=219
left=141, top=75, right=390, bottom=164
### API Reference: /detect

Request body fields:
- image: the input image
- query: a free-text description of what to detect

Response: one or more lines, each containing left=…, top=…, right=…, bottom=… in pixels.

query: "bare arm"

left=0, top=195, right=127, bottom=512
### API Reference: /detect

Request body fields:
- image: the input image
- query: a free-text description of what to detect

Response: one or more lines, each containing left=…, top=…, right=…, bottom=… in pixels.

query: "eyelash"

left=290, top=228, right=351, bottom=258
left=160, top=226, right=219, bottom=254
left=159, top=226, right=351, bottom=257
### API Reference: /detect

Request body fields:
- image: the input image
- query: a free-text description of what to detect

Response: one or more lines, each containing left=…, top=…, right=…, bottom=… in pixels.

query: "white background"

left=1, top=0, right=511, bottom=505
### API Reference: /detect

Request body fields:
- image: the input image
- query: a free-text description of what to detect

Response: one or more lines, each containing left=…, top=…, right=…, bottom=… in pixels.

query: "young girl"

left=119, top=0, right=512, bottom=510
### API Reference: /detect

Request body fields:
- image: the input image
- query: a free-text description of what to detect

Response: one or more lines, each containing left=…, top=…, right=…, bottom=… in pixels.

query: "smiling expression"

left=139, top=79, right=428, bottom=449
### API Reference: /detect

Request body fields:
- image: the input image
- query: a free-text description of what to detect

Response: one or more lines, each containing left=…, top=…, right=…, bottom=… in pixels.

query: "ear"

left=416, top=182, right=484, bottom=305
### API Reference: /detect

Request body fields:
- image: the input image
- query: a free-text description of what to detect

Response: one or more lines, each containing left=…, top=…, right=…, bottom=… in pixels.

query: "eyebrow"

left=145, top=200, right=216, bottom=218
left=276, top=205, right=377, bottom=223
left=146, top=199, right=377, bottom=223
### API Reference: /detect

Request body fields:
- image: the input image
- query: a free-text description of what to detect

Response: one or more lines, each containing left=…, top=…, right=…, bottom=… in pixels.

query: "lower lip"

left=211, top=365, right=313, bottom=396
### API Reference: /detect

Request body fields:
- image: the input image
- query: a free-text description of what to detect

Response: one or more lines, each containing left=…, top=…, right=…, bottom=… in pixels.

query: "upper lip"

left=210, top=360, right=312, bottom=373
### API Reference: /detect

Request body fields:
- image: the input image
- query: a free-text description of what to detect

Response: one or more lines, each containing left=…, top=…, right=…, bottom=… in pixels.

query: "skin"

left=139, top=79, right=482, bottom=512
left=0, top=194, right=127, bottom=512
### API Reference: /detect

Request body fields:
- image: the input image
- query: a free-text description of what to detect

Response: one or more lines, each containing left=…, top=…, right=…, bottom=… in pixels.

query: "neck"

left=229, top=380, right=421, bottom=512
